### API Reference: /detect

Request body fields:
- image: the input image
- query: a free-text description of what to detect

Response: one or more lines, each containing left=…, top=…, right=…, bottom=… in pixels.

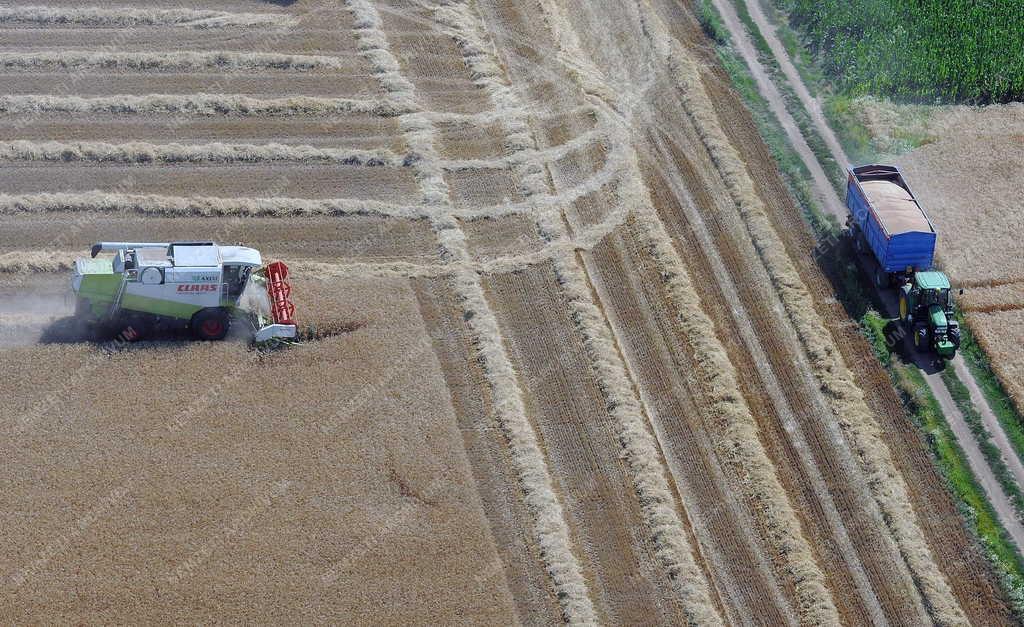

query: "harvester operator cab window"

left=223, top=264, right=251, bottom=300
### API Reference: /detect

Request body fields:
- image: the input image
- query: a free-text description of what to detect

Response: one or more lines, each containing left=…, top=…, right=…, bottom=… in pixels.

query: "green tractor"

left=898, top=271, right=960, bottom=359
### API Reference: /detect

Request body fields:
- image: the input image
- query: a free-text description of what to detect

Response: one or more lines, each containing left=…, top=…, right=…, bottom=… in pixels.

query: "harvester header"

left=71, top=241, right=297, bottom=342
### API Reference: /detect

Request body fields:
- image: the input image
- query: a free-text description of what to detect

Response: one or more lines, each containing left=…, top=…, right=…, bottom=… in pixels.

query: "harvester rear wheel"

left=192, top=308, right=229, bottom=341
left=106, top=314, right=150, bottom=342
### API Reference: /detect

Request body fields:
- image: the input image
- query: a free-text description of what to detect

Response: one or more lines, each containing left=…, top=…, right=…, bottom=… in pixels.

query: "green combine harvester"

left=71, top=241, right=297, bottom=342
left=845, top=165, right=960, bottom=360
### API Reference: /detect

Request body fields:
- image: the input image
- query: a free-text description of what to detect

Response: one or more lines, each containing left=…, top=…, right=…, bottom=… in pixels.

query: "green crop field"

left=775, top=0, right=1024, bottom=103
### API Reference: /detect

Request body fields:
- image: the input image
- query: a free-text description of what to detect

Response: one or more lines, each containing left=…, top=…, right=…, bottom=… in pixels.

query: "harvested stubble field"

left=0, top=0, right=1012, bottom=624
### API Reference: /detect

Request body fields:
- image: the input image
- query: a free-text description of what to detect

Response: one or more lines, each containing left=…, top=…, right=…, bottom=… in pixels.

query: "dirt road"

left=738, top=0, right=848, bottom=165
left=708, top=0, right=845, bottom=218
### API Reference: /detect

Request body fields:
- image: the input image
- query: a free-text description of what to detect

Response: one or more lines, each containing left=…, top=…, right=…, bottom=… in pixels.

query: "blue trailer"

left=845, top=164, right=960, bottom=359
left=846, top=164, right=936, bottom=286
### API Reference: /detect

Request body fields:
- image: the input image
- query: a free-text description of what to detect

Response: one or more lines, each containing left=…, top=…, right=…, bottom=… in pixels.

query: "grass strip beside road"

left=958, top=314, right=1024, bottom=467
left=941, top=366, right=1024, bottom=522
left=863, top=312, right=1024, bottom=613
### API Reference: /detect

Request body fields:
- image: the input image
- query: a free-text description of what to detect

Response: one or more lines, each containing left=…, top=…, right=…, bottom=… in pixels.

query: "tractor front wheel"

left=913, top=324, right=929, bottom=351
left=192, top=308, right=230, bottom=341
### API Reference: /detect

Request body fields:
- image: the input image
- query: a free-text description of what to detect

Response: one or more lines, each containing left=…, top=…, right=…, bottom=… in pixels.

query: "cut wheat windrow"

left=344, top=0, right=597, bottom=622
left=526, top=1, right=843, bottom=621
left=0, top=0, right=1013, bottom=623
left=0, top=51, right=355, bottom=71
left=0, top=6, right=298, bottom=29
left=0, top=94, right=409, bottom=117
left=443, top=3, right=721, bottom=618
left=648, top=11, right=967, bottom=625
left=0, top=140, right=401, bottom=167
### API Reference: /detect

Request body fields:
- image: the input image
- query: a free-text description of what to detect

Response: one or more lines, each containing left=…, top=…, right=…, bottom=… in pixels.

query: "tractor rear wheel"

left=191, top=308, right=230, bottom=341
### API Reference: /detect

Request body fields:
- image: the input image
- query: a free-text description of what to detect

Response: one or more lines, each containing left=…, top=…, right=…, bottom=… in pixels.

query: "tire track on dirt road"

left=707, top=0, right=845, bottom=218
left=737, top=0, right=848, bottom=165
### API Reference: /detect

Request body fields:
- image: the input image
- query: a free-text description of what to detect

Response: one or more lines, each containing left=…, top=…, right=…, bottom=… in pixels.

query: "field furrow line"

left=442, top=127, right=603, bottom=172
left=649, top=14, right=968, bottom=625
left=0, top=209, right=629, bottom=280
left=526, top=1, right=841, bottom=621
left=344, top=0, right=597, bottom=622
left=0, top=94, right=409, bottom=117
left=0, top=130, right=628, bottom=218
left=0, top=250, right=77, bottom=274
left=542, top=217, right=721, bottom=626
left=0, top=6, right=297, bottom=29
left=0, top=191, right=435, bottom=220
left=0, top=51, right=354, bottom=72
left=644, top=122, right=922, bottom=623
left=435, top=6, right=720, bottom=620
left=0, top=134, right=606, bottom=172
left=629, top=199, right=840, bottom=626
left=430, top=11, right=720, bottom=622
left=958, top=277, right=1024, bottom=289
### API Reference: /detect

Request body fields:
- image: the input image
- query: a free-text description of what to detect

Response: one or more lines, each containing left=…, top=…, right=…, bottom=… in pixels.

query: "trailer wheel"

left=192, top=308, right=229, bottom=341
left=874, top=267, right=888, bottom=288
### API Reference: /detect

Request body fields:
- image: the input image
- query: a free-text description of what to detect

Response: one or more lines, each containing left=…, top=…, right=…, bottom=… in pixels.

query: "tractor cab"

left=899, top=271, right=960, bottom=358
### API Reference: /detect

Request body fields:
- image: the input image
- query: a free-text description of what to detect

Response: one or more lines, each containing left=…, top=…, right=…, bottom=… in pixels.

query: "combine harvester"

left=845, top=164, right=961, bottom=359
left=71, top=241, right=296, bottom=342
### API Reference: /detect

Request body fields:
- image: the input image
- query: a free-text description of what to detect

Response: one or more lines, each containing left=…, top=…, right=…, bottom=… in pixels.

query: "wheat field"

left=0, top=0, right=1011, bottom=623
left=884, top=102, right=1024, bottom=409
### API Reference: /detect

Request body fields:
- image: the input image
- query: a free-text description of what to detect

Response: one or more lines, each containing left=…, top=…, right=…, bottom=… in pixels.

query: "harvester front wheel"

left=192, top=308, right=229, bottom=341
